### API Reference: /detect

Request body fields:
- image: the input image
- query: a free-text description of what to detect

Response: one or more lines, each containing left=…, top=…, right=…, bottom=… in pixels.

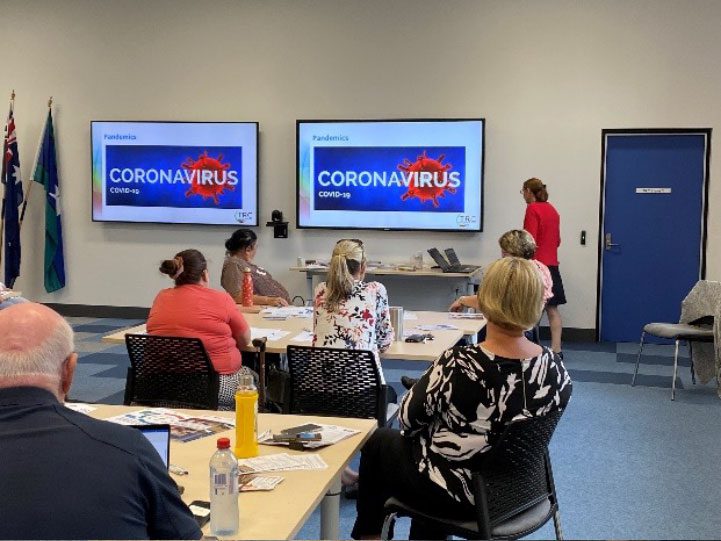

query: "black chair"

left=382, top=410, right=565, bottom=540
left=286, top=345, right=398, bottom=427
left=124, top=334, right=219, bottom=410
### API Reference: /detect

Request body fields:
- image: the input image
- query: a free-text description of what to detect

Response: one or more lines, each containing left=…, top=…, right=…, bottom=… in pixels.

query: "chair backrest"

left=473, top=409, right=564, bottom=531
left=124, top=334, right=219, bottom=410
left=286, top=345, right=385, bottom=424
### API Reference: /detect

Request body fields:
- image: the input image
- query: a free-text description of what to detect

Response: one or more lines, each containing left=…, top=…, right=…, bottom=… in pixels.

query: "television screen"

left=297, top=119, right=484, bottom=231
left=91, top=121, right=259, bottom=225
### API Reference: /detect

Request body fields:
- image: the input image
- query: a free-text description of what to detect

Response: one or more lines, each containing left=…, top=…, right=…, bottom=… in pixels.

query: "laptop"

left=427, top=248, right=480, bottom=273
left=132, top=424, right=171, bottom=468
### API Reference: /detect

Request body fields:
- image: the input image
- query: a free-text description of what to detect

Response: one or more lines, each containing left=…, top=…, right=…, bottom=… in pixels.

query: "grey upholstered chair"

left=632, top=281, right=716, bottom=400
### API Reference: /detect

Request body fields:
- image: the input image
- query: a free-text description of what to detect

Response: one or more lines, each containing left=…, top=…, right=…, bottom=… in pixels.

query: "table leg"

left=306, top=273, right=314, bottom=302
left=320, top=475, right=341, bottom=539
left=466, top=278, right=475, bottom=296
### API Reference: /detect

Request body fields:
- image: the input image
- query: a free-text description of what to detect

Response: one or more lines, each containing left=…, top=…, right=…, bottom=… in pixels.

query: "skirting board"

left=45, top=303, right=150, bottom=320
left=45, top=303, right=597, bottom=343
left=538, top=326, right=595, bottom=342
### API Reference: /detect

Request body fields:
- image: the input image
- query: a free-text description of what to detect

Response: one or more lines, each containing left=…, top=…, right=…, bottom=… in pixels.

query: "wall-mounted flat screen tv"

left=91, top=121, right=259, bottom=225
left=297, top=118, right=484, bottom=231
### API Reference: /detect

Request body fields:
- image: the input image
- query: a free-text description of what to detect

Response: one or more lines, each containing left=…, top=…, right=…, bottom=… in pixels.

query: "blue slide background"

left=105, top=145, right=244, bottom=208
left=313, top=146, right=465, bottom=212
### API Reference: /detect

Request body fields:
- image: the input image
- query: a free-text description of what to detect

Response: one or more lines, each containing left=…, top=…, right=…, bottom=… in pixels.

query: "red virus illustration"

left=398, top=151, right=456, bottom=207
left=182, top=151, right=235, bottom=204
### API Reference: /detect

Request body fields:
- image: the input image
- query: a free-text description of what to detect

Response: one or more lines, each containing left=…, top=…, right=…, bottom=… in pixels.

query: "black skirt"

left=547, top=265, right=567, bottom=306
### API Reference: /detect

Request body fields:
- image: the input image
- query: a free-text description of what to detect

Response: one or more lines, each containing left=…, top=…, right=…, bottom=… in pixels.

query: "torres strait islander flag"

left=33, top=108, right=65, bottom=292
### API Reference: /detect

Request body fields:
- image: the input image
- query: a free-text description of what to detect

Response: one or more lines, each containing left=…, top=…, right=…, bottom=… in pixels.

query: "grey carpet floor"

left=69, top=317, right=721, bottom=540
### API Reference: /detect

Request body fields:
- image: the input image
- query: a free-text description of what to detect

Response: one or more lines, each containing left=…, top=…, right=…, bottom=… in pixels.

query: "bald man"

left=0, top=303, right=201, bottom=540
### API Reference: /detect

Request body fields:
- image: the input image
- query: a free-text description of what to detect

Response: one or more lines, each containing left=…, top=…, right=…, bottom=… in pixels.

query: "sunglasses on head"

left=337, top=238, right=364, bottom=246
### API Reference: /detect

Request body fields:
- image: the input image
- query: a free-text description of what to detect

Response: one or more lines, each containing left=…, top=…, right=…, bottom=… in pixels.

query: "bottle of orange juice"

left=234, top=372, right=259, bottom=458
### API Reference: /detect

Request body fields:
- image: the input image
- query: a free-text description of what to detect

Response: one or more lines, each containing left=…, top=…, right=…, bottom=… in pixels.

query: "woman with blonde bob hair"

left=352, top=257, right=572, bottom=540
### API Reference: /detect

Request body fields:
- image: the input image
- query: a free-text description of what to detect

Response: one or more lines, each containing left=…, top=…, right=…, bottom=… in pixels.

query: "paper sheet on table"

left=65, top=402, right=97, bottom=414
left=237, top=453, right=328, bottom=473
left=290, top=330, right=314, bottom=343
left=239, top=474, right=284, bottom=492
left=448, top=312, right=485, bottom=319
left=260, top=306, right=313, bottom=319
left=403, top=311, right=418, bottom=320
left=416, top=323, right=459, bottom=331
left=250, top=327, right=290, bottom=341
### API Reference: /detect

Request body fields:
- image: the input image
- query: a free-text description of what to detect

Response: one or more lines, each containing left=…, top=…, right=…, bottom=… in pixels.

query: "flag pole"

left=0, top=90, right=15, bottom=270
left=19, top=96, right=51, bottom=230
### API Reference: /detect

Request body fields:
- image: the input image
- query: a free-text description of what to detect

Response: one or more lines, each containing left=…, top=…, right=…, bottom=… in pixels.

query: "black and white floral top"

left=400, top=344, right=572, bottom=505
left=313, top=281, right=394, bottom=381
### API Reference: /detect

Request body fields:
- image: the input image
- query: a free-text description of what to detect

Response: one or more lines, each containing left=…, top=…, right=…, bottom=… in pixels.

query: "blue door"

left=599, top=131, right=709, bottom=342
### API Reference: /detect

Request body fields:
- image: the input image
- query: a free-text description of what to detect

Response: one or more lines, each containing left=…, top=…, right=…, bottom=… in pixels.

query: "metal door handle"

left=605, top=233, right=620, bottom=250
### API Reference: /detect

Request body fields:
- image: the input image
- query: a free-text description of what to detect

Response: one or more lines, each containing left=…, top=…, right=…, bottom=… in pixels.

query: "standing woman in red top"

left=521, top=178, right=566, bottom=357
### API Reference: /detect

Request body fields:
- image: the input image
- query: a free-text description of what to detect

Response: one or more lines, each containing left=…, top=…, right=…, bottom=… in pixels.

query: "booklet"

left=258, top=423, right=360, bottom=449
left=104, top=408, right=234, bottom=443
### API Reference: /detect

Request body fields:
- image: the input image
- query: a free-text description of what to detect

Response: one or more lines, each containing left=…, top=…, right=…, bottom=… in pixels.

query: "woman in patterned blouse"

left=313, top=239, right=394, bottom=489
left=352, top=257, right=572, bottom=540
left=313, top=238, right=394, bottom=371
left=221, top=229, right=291, bottom=307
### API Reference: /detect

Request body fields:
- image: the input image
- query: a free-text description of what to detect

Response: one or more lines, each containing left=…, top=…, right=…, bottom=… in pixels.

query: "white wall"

left=2, top=0, right=719, bottom=329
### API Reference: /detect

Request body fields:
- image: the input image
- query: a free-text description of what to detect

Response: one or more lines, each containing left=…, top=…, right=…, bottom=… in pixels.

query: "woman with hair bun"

left=147, top=249, right=251, bottom=409
left=521, top=177, right=565, bottom=357
left=221, top=228, right=290, bottom=307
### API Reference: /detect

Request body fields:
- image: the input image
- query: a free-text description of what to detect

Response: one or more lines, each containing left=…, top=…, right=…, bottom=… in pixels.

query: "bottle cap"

left=217, top=437, right=231, bottom=449
left=239, top=373, right=255, bottom=389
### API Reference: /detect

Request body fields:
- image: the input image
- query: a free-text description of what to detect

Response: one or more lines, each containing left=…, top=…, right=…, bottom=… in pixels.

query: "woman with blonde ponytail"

left=313, top=239, right=393, bottom=360
left=313, top=239, right=395, bottom=492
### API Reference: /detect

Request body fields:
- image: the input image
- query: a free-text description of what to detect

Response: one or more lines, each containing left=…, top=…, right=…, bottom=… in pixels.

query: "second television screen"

left=297, top=119, right=484, bottom=231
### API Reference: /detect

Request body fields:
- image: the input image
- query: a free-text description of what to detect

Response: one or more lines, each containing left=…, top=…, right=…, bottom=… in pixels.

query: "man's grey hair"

left=0, top=316, right=74, bottom=378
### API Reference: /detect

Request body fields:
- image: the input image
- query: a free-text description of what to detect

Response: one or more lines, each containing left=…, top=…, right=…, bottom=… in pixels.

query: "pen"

left=169, top=463, right=188, bottom=475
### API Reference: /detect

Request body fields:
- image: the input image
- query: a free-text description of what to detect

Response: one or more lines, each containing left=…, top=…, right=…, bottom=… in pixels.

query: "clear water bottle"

left=209, top=437, right=239, bottom=536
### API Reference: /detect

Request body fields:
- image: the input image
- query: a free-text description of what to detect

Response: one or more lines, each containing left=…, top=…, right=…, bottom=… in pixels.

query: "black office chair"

left=382, top=410, right=565, bottom=541
left=124, top=334, right=219, bottom=410
left=286, top=345, right=398, bottom=427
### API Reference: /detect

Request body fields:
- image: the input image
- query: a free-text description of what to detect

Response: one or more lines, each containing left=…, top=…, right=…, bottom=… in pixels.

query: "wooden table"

left=91, top=405, right=376, bottom=540
left=102, top=310, right=485, bottom=363
left=292, top=264, right=482, bottom=300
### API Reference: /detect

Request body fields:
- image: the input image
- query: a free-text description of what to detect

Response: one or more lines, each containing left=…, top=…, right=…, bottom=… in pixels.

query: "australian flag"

left=1, top=104, right=22, bottom=288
